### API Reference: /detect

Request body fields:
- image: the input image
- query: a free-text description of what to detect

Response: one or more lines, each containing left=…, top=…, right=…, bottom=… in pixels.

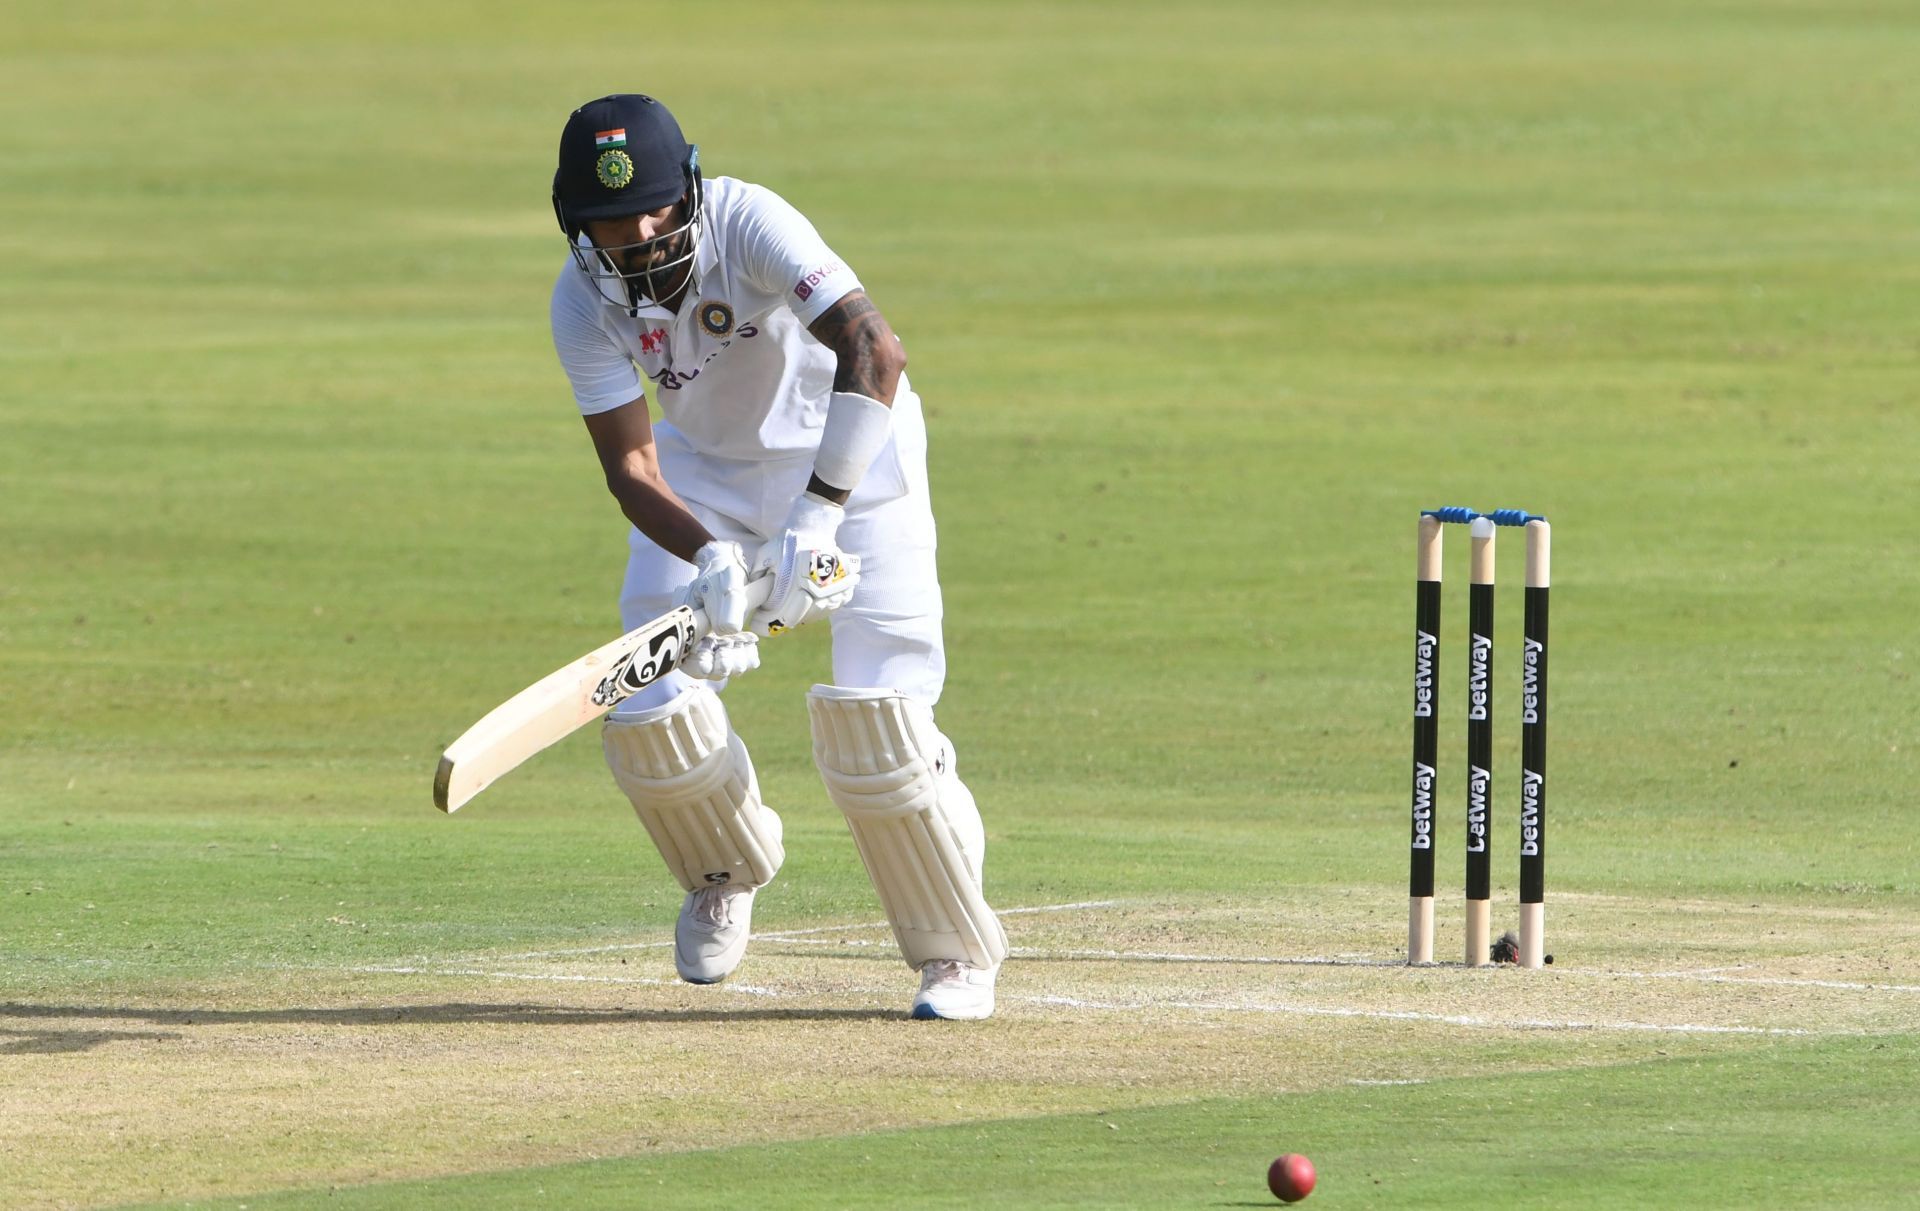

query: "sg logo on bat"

left=590, top=617, right=695, bottom=707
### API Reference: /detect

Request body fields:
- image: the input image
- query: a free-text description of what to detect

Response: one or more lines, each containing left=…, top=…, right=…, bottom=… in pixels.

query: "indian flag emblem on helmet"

left=594, top=129, right=627, bottom=148
left=596, top=149, right=635, bottom=190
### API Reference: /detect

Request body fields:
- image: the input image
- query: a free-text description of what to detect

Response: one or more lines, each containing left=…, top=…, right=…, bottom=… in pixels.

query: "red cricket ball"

left=1267, top=1153, right=1316, bottom=1202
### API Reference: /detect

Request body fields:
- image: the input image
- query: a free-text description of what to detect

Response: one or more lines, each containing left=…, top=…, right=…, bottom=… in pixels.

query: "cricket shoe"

left=911, top=959, right=997, bottom=1020
left=675, top=883, right=757, bottom=984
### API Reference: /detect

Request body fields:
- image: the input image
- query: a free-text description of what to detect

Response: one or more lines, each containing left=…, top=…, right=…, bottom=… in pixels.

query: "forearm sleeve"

left=812, top=390, right=893, bottom=494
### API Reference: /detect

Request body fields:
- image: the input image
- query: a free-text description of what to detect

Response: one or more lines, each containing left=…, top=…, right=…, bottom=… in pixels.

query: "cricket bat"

left=433, top=577, right=772, bottom=813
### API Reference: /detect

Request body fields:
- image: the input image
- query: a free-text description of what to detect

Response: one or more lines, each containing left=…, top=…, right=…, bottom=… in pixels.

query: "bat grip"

left=685, top=572, right=775, bottom=639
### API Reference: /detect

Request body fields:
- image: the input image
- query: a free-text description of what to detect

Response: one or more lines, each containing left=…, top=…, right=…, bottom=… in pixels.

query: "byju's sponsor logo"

left=793, top=260, right=844, bottom=302
left=645, top=323, right=760, bottom=391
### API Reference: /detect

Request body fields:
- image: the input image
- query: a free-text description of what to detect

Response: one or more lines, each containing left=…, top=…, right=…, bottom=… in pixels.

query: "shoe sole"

left=675, top=942, right=742, bottom=985
left=910, top=1002, right=993, bottom=1021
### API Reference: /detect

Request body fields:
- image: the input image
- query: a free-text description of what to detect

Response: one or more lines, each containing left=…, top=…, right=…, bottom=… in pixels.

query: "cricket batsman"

left=548, top=94, right=1006, bottom=1020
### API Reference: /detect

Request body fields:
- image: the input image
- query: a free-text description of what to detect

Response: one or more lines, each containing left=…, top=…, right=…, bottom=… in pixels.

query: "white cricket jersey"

left=551, top=175, right=911, bottom=463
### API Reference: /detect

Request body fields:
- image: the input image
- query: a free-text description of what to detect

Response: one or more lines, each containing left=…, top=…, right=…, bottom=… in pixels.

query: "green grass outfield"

left=128, top=1036, right=1920, bottom=1210
left=4, top=2, right=1917, bottom=1207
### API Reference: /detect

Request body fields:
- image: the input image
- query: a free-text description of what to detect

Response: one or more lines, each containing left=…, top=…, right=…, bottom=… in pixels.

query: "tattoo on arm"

left=809, top=291, right=902, bottom=401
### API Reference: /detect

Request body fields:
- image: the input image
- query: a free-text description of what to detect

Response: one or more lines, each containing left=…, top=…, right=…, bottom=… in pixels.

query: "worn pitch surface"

left=7, top=895, right=1918, bottom=1206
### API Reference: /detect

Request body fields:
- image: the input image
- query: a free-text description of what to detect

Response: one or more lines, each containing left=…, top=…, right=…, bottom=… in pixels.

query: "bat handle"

left=685, top=572, right=776, bottom=639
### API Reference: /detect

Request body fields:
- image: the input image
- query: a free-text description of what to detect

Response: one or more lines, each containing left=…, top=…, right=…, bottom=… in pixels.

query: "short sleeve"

left=550, top=268, right=646, bottom=415
left=729, top=184, right=864, bottom=326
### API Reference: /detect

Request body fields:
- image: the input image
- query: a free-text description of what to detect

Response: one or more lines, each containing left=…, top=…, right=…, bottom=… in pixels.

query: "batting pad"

left=603, top=684, right=784, bottom=892
left=807, top=685, right=1008, bottom=970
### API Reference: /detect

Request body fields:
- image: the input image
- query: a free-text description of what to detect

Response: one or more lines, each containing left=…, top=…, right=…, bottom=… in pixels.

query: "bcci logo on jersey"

left=699, top=302, right=734, bottom=337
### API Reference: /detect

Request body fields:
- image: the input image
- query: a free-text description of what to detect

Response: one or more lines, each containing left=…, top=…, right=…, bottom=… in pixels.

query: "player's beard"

left=629, top=226, right=693, bottom=310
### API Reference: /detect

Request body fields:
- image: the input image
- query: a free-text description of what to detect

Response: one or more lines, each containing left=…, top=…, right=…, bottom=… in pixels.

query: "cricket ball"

left=1267, top=1153, right=1316, bottom=1202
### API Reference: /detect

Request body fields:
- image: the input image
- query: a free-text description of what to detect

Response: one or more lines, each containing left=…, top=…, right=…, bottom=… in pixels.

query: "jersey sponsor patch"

left=643, top=322, right=760, bottom=390
left=793, top=260, right=844, bottom=302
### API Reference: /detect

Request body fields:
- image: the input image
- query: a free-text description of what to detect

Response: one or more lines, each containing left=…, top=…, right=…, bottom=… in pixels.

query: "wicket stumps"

left=1407, top=507, right=1550, bottom=968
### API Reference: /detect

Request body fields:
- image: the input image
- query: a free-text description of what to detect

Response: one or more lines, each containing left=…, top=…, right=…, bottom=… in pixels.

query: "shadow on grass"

left=0, top=1002, right=901, bottom=1053
left=771, top=944, right=1408, bottom=969
left=0, top=1026, right=185, bottom=1055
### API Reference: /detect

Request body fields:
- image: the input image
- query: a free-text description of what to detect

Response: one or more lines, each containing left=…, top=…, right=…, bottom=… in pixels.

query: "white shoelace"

left=688, top=885, right=733, bottom=928
left=921, top=959, right=965, bottom=984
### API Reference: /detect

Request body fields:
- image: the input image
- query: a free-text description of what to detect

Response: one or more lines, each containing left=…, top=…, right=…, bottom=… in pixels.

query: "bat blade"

left=434, top=578, right=772, bottom=813
left=433, top=606, right=699, bottom=812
